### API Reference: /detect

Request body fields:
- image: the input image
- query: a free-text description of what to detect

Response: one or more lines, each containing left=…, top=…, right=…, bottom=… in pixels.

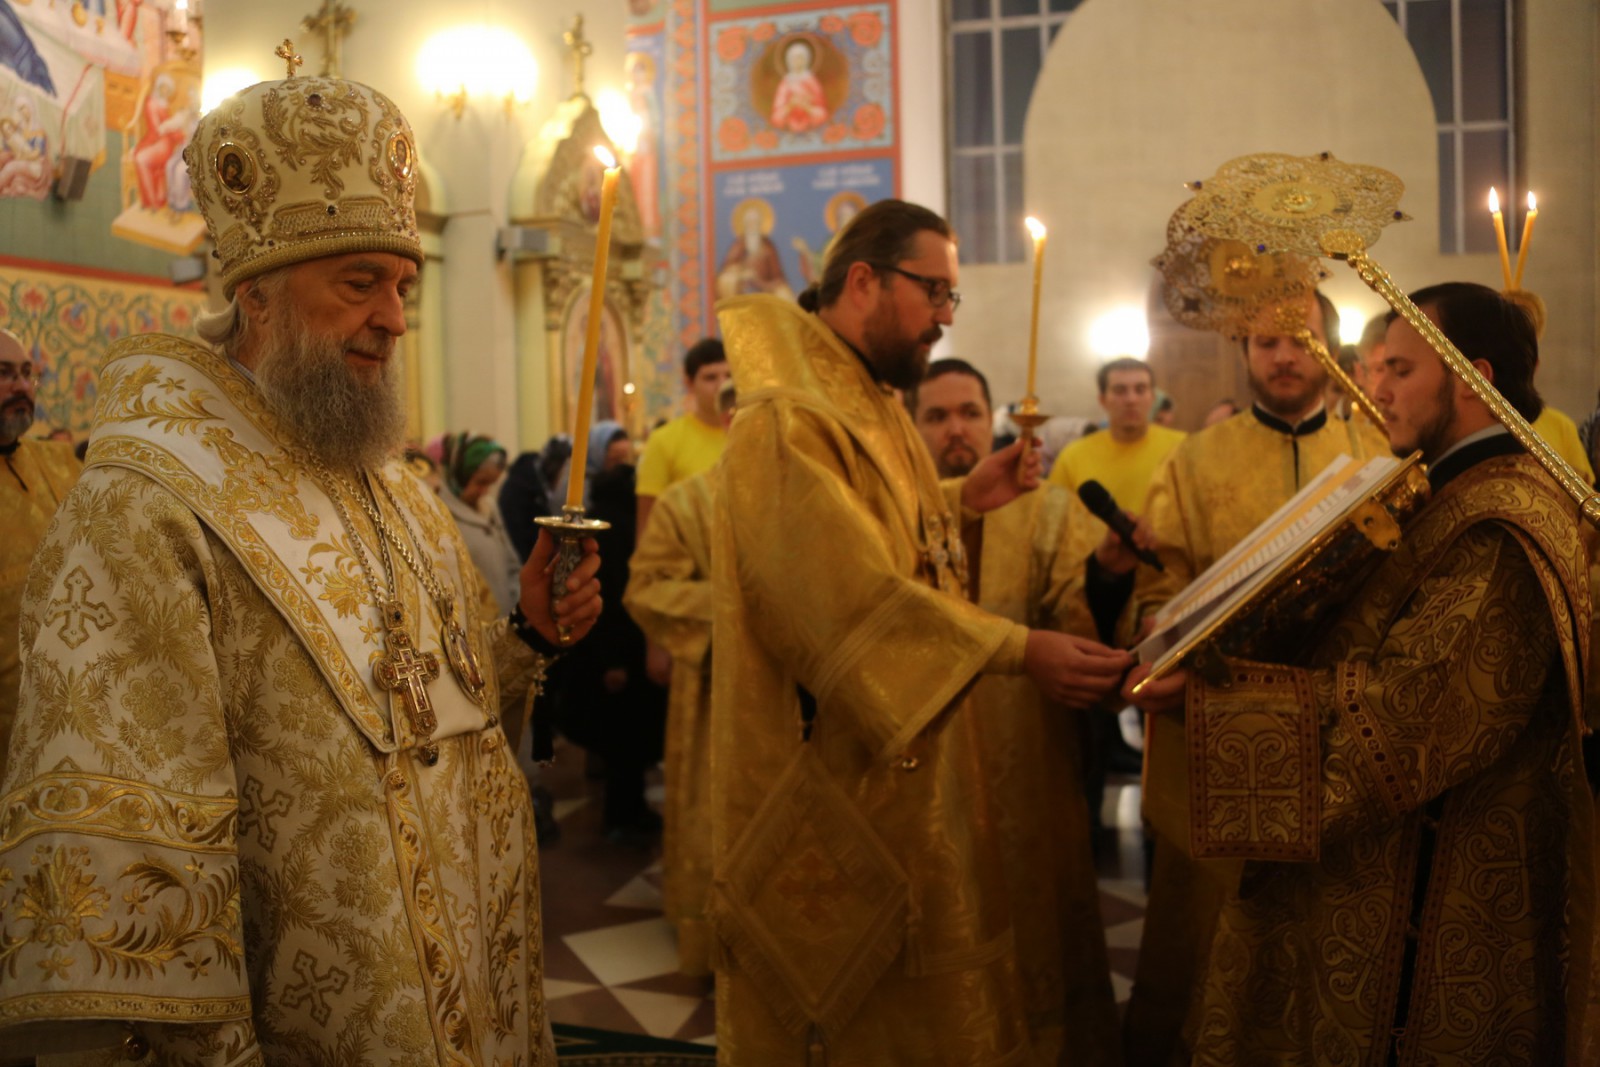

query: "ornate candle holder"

left=534, top=506, right=611, bottom=644
left=1012, top=395, right=1050, bottom=483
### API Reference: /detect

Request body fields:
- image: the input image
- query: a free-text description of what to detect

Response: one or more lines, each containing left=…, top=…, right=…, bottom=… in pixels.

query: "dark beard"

left=1, top=400, right=34, bottom=443
left=937, top=442, right=978, bottom=478
left=1247, top=368, right=1327, bottom=421
left=862, top=299, right=940, bottom=391
left=1399, top=370, right=1458, bottom=461
left=254, top=310, right=406, bottom=473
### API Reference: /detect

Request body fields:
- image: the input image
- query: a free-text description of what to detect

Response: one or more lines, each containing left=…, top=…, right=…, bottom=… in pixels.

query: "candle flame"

left=1024, top=216, right=1046, bottom=241
left=1527, top=191, right=1537, bottom=211
left=176, top=0, right=188, bottom=10
left=1487, top=186, right=1500, bottom=213
left=593, top=145, right=617, bottom=169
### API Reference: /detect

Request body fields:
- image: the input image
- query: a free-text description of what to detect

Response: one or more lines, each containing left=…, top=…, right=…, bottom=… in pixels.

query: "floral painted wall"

left=0, top=0, right=209, bottom=441
left=0, top=259, right=206, bottom=435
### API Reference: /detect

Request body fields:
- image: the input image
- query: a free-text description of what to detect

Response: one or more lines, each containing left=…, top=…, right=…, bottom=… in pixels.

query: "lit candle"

left=173, top=0, right=189, bottom=32
left=1487, top=187, right=1513, bottom=292
left=1513, top=191, right=1538, bottom=290
left=1024, top=216, right=1047, bottom=399
left=564, top=145, right=621, bottom=510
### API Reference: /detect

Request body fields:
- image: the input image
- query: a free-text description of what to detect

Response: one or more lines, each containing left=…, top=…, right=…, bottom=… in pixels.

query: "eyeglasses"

left=0, top=363, right=35, bottom=385
left=879, top=266, right=962, bottom=311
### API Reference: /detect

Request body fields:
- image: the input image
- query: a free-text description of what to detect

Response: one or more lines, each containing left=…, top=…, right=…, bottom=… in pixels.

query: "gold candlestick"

left=1513, top=191, right=1538, bottom=290
left=1487, top=187, right=1513, bottom=292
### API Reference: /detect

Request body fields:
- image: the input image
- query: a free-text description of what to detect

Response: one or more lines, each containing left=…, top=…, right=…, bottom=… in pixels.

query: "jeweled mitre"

left=184, top=75, right=423, bottom=294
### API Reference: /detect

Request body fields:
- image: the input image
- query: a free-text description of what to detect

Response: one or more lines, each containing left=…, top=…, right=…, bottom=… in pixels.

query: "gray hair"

left=194, top=268, right=291, bottom=358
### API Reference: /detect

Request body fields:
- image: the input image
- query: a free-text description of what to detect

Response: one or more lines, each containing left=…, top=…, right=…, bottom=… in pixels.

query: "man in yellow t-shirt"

left=636, top=338, right=733, bottom=534
left=1048, top=356, right=1186, bottom=516
left=1532, top=404, right=1594, bottom=484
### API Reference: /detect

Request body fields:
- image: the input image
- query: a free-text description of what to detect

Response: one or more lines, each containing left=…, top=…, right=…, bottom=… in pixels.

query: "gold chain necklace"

left=308, top=459, right=444, bottom=756
left=308, top=456, right=489, bottom=707
left=362, top=470, right=488, bottom=702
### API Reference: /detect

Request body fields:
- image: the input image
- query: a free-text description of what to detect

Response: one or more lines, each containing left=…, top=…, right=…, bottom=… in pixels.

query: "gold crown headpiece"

left=184, top=40, right=422, bottom=295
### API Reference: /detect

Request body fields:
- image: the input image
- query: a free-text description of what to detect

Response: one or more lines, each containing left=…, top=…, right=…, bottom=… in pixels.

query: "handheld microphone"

left=1077, top=480, right=1165, bottom=572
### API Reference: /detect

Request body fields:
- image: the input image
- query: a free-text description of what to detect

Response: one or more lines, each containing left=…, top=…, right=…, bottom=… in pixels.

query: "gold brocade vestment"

left=1180, top=451, right=1598, bottom=1066
left=1123, top=405, right=1389, bottom=1067
left=622, top=467, right=718, bottom=975
left=0, top=337, right=555, bottom=1066
left=708, top=296, right=1032, bottom=1067
left=0, top=438, right=81, bottom=772
left=967, top=487, right=1121, bottom=1067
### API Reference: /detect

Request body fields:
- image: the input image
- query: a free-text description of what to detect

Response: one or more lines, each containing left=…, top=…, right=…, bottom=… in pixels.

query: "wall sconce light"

left=418, top=26, right=537, bottom=119
left=202, top=67, right=261, bottom=112
left=1088, top=306, right=1151, bottom=359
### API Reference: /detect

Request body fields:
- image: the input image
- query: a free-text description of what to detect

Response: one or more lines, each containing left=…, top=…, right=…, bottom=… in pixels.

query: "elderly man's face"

left=247, top=252, right=418, bottom=471
left=281, top=252, right=415, bottom=379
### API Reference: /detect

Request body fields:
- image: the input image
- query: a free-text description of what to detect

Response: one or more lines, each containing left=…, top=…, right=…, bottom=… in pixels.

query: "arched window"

left=947, top=0, right=1080, bottom=265
left=945, top=0, right=1518, bottom=262
left=1383, top=0, right=1518, bottom=255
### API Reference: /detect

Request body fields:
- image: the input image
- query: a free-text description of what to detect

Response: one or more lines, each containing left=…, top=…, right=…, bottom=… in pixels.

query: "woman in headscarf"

left=437, top=432, right=521, bottom=614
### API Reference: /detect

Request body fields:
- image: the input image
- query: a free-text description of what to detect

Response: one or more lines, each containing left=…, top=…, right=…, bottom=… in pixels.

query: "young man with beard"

left=708, top=199, right=1133, bottom=1065
left=1127, top=283, right=1596, bottom=1065
left=0, top=71, right=601, bottom=1063
left=1122, top=289, right=1390, bottom=1067
left=907, top=357, right=1142, bottom=1066
left=0, top=327, right=80, bottom=774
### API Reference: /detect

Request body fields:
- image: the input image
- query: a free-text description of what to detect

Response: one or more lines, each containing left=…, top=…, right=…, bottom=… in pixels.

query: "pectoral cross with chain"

left=301, top=0, right=356, bottom=78
left=372, top=601, right=439, bottom=740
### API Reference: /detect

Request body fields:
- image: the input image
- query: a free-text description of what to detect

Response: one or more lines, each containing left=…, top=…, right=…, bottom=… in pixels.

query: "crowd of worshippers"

left=4, top=63, right=1600, bottom=1065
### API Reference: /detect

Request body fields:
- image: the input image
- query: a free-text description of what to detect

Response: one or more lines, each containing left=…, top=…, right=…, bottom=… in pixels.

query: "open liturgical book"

left=1135, top=451, right=1427, bottom=689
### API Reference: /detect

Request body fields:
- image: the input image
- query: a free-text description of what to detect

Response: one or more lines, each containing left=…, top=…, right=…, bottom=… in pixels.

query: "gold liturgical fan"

left=1154, top=195, right=1382, bottom=427
left=1181, top=150, right=1600, bottom=526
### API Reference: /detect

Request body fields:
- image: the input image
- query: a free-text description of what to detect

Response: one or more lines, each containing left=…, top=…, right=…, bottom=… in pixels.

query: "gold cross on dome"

left=563, top=14, right=592, bottom=98
left=301, top=1, right=356, bottom=78
left=275, top=39, right=304, bottom=78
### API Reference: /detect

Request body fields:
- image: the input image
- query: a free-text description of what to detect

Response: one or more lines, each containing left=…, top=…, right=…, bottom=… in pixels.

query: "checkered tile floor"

left=531, top=741, right=1148, bottom=1044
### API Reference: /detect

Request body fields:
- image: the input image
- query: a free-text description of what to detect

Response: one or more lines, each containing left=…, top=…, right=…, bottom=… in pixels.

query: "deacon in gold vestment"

left=1130, top=282, right=1600, bottom=1066
left=908, top=359, right=1127, bottom=1066
left=624, top=463, right=720, bottom=976
left=1124, top=292, right=1389, bottom=1067
left=0, top=67, right=601, bottom=1065
left=0, top=327, right=82, bottom=772
left=707, top=200, right=1132, bottom=1067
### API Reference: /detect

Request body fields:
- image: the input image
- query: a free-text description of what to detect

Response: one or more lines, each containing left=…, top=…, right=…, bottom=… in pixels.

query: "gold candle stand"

left=1012, top=395, right=1050, bottom=483
left=534, top=506, right=611, bottom=644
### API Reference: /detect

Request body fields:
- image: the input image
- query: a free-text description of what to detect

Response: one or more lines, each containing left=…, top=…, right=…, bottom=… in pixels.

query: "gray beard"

left=254, top=313, right=406, bottom=473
